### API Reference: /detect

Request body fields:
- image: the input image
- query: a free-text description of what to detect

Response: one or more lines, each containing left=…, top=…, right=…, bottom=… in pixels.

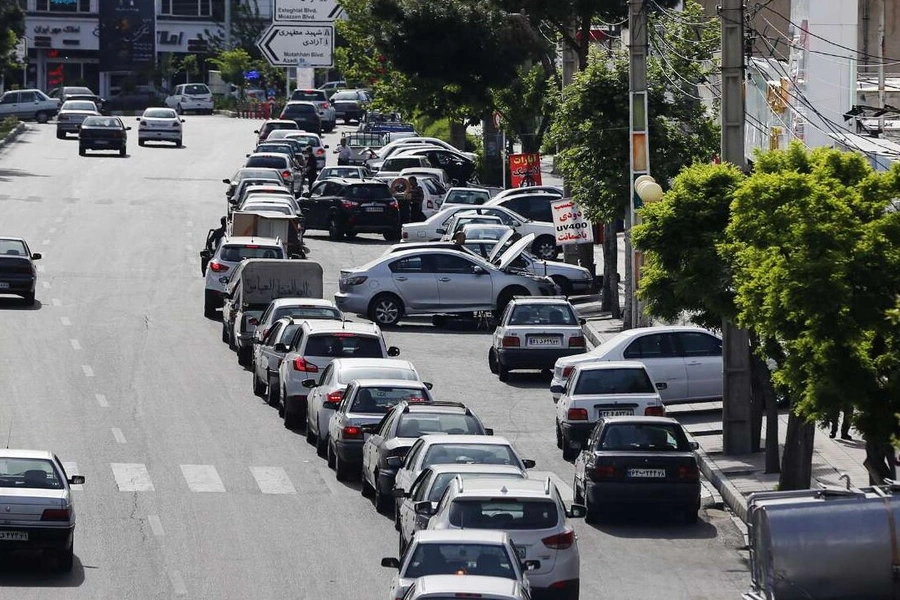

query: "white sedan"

left=136, top=107, right=184, bottom=147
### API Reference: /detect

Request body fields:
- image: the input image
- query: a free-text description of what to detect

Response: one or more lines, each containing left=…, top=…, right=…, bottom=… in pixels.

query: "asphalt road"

left=0, top=116, right=749, bottom=599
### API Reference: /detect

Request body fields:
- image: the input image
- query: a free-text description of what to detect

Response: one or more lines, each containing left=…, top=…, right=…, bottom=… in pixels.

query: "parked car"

left=442, top=187, right=492, bottom=207
left=318, top=80, right=346, bottom=93
left=330, top=89, right=371, bottom=124
left=78, top=116, right=129, bottom=157
left=400, top=574, right=531, bottom=600
left=317, top=165, right=368, bottom=181
left=55, top=100, right=99, bottom=138
left=0, top=237, right=41, bottom=305
left=300, top=179, right=401, bottom=241
left=49, top=86, right=104, bottom=112
left=398, top=167, right=452, bottom=189
left=289, top=88, right=335, bottom=132
left=283, top=131, right=329, bottom=170
left=361, top=400, right=490, bottom=514
left=373, top=137, right=478, bottom=164
left=440, top=215, right=505, bottom=241
left=572, top=416, right=701, bottom=523
left=254, top=119, right=299, bottom=144
left=223, top=167, right=285, bottom=202
left=335, top=239, right=558, bottom=327
left=485, top=191, right=564, bottom=224
left=554, top=362, right=666, bottom=460
left=551, top=326, right=723, bottom=405
left=280, top=101, right=322, bottom=134
left=165, top=83, right=214, bottom=114
left=244, top=153, right=302, bottom=195
left=136, top=107, right=184, bottom=147
left=392, top=148, right=477, bottom=185
left=374, top=155, right=432, bottom=182
left=0, top=89, right=59, bottom=123
left=202, top=236, right=286, bottom=317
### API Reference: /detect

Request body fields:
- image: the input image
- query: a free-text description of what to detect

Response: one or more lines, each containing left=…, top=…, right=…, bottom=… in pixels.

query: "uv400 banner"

left=551, top=198, right=594, bottom=246
left=508, top=153, right=542, bottom=188
left=99, top=0, right=156, bottom=71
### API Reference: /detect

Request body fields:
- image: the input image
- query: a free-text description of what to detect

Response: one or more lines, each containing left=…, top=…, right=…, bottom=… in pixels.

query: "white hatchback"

left=136, top=107, right=184, bottom=146
left=165, top=83, right=214, bottom=114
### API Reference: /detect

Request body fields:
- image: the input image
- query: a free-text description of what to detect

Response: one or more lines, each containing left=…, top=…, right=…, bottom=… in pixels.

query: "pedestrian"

left=201, top=216, right=227, bottom=275
left=305, top=146, right=318, bottom=191
left=828, top=404, right=854, bottom=440
left=406, top=176, right=425, bottom=222
left=337, top=138, right=352, bottom=166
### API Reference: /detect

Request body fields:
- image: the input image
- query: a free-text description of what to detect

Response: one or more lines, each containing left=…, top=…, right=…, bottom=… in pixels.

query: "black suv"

left=300, top=179, right=401, bottom=241
left=280, top=101, right=322, bottom=134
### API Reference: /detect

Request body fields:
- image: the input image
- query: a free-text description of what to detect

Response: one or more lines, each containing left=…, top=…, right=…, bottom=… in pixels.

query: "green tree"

left=725, top=143, right=900, bottom=489
left=180, top=55, right=199, bottom=84
left=0, top=0, right=25, bottom=77
left=207, top=48, right=253, bottom=94
left=492, top=63, right=559, bottom=154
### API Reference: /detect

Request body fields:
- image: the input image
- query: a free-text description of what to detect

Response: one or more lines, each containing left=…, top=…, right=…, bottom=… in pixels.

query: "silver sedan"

left=55, top=100, right=99, bottom=138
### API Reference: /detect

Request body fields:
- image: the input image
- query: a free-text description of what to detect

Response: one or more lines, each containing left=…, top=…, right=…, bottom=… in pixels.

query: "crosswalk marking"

left=111, top=463, right=155, bottom=492
left=180, top=464, right=225, bottom=493
left=148, top=514, right=165, bottom=536
left=62, top=462, right=84, bottom=491
left=250, top=466, right=296, bottom=494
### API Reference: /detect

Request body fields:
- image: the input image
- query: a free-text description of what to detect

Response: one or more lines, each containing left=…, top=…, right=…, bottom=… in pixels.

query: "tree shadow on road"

left=0, top=168, right=49, bottom=181
left=586, top=506, right=720, bottom=540
left=0, top=553, right=87, bottom=587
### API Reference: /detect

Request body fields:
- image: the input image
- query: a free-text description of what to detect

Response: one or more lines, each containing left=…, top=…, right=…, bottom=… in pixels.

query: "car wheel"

left=221, top=321, right=229, bottom=343
left=327, top=442, right=337, bottom=469
left=335, top=449, right=351, bottom=481
left=78, top=145, right=86, bottom=156
left=368, top=293, right=403, bottom=327
left=176, top=104, right=183, bottom=115
left=57, top=539, right=74, bottom=572
left=252, top=371, right=266, bottom=397
left=35, top=111, right=49, bottom=124
left=584, top=495, right=600, bottom=525
left=488, top=348, right=499, bottom=374
left=344, top=230, right=357, bottom=239
left=56, top=131, right=65, bottom=139
left=316, top=434, right=328, bottom=458
left=267, top=377, right=279, bottom=407
left=383, top=229, right=401, bottom=242
left=237, top=345, right=251, bottom=367
left=532, top=235, right=559, bottom=260
left=175, top=139, right=182, bottom=147
left=573, top=480, right=584, bottom=504
left=497, top=360, right=510, bottom=382
left=374, top=476, right=392, bottom=515
left=204, top=297, right=217, bottom=319
left=138, top=139, right=145, bottom=146
left=556, top=421, right=563, bottom=449
left=227, top=327, right=237, bottom=351
left=283, top=402, right=299, bottom=429
left=551, top=275, right=573, bottom=296
left=683, top=503, right=700, bottom=525
left=22, top=292, right=35, bottom=307
left=328, top=217, right=344, bottom=240
left=305, top=425, right=316, bottom=445
left=493, top=287, right=525, bottom=320
left=561, top=430, right=577, bottom=460
left=361, top=467, right=374, bottom=497
left=119, top=145, right=126, bottom=157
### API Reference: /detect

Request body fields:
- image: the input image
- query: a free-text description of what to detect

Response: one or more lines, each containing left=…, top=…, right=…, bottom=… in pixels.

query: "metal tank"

left=743, top=484, right=900, bottom=600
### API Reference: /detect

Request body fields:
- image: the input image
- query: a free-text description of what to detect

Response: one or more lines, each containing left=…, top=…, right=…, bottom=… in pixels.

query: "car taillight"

left=542, top=530, right=574, bottom=550
left=644, top=405, right=665, bottom=416
left=342, top=425, right=363, bottom=439
left=590, top=464, right=615, bottom=480
left=41, top=508, right=71, bottom=521
left=292, top=357, right=319, bottom=372
left=562, top=365, right=574, bottom=378
left=209, top=261, right=229, bottom=273
left=327, top=391, right=344, bottom=403
left=322, top=102, right=330, bottom=109
left=342, top=275, right=367, bottom=286
left=678, top=465, right=699, bottom=481
left=502, top=335, right=520, bottom=348
left=567, top=408, right=588, bottom=420
left=568, top=336, right=585, bottom=348
left=406, top=396, right=426, bottom=403
left=341, top=199, right=358, bottom=209
left=402, top=230, right=408, bottom=239
left=388, top=199, right=398, bottom=210
left=281, top=170, right=292, bottom=180
left=316, top=148, right=325, bottom=156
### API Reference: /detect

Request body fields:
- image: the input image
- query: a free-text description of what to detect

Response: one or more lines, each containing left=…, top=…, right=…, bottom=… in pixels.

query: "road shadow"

left=0, top=168, right=49, bottom=181
left=384, top=318, right=493, bottom=336
left=0, top=297, right=42, bottom=311
left=304, top=233, right=393, bottom=246
left=501, top=370, right=553, bottom=389
left=0, top=552, right=87, bottom=587
left=586, top=507, right=719, bottom=540
left=139, top=143, right=186, bottom=149
left=80, top=153, right=130, bottom=158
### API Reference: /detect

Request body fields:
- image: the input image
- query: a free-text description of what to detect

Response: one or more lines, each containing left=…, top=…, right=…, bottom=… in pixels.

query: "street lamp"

left=631, top=174, right=664, bottom=326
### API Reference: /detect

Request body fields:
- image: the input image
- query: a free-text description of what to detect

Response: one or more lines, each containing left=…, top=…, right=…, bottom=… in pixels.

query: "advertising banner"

left=508, top=153, right=542, bottom=188
left=551, top=198, right=594, bottom=246
left=99, top=0, right=156, bottom=72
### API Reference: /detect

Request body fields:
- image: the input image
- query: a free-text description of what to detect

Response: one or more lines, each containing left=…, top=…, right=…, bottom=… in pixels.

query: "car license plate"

left=527, top=336, right=561, bottom=347
left=365, top=206, right=383, bottom=213
left=0, top=531, right=28, bottom=541
left=0, top=282, right=8, bottom=289
left=598, top=409, right=633, bottom=417
left=628, top=468, right=666, bottom=478
left=95, top=140, right=109, bottom=146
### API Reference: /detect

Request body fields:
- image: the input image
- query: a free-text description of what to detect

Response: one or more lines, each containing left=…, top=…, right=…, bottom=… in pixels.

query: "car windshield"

left=509, top=304, right=577, bottom=326
left=384, top=158, right=422, bottom=170
left=463, top=226, right=509, bottom=240
left=144, top=108, right=177, bottom=118
left=287, top=135, right=320, bottom=147
left=63, top=101, right=96, bottom=111
left=396, top=413, right=483, bottom=437
left=403, top=543, right=517, bottom=580
left=183, top=84, right=209, bottom=95
left=448, top=499, right=558, bottom=530
left=219, top=245, right=284, bottom=261
left=573, top=368, right=655, bottom=395
left=0, top=239, right=28, bottom=256
left=236, top=169, right=280, bottom=182
left=67, top=87, right=92, bottom=95
left=345, top=184, right=390, bottom=200
left=350, top=386, right=425, bottom=413
left=305, top=334, right=383, bottom=358
left=273, top=306, right=341, bottom=321
left=337, top=367, right=417, bottom=384
left=246, top=156, right=288, bottom=169
left=423, top=444, right=519, bottom=468
left=82, top=117, right=120, bottom=128
left=321, top=168, right=363, bottom=179
left=283, top=104, right=315, bottom=115
left=446, top=190, right=489, bottom=204
left=599, top=423, right=691, bottom=452
left=0, top=458, right=63, bottom=489
left=428, top=472, right=525, bottom=502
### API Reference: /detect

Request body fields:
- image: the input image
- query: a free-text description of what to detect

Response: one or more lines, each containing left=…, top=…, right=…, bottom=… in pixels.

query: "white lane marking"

left=529, top=471, right=574, bottom=503
left=42, top=281, right=51, bottom=289
left=111, top=463, right=154, bottom=492
left=180, top=464, right=225, bottom=493
left=60, top=317, right=71, bottom=326
left=70, top=339, right=81, bottom=350
left=62, top=462, right=84, bottom=491
left=169, top=570, right=188, bottom=597
left=49, top=227, right=57, bottom=234
left=111, top=428, right=126, bottom=444
left=250, top=467, right=296, bottom=495
left=51, top=298, right=61, bottom=306
left=184, top=244, right=193, bottom=251
left=41, top=239, right=51, bottom=246
left=82, top=365, right=94, bottom=377
left=186, top=220, right=194, bottom=227
left=54, top=217, right=63, bottom=224
left=36, top=264, right=45, bottom=272
left=148, top=514, right=165, bottom=536
left=95, top=393, right=109, bottom=407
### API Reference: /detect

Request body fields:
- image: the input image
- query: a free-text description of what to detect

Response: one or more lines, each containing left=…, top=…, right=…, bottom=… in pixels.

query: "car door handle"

left=395, top=276, right=408, bottom=281
left=439, top=277, right=451, bottom=282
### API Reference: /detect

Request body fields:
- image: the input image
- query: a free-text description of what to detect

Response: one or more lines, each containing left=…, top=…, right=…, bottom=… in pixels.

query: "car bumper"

left=585, top=480, right=701, bottom=507
left=559, top=421, right=595, bottom=448
left=0, top=524, right=74, bottom=551
left=533, top=579, right=580, bottom=600
left=80, top=139, right=124, bottom=149
left=333, top=292, right=368, bottom=315
left=334, top=440, right=364, bottom=463
left=139, top=130, right=180, bottom=141
left=176, top=99, right=213, bottom=110
left=335, top=108, right=363, bottom=119
left=497, top=347, right=583, bottom=370
left=56, top=122, right=82, bottom=133
left=569, top=278, right=596, bottom=295
left=0, top=275, right=35, bottom=294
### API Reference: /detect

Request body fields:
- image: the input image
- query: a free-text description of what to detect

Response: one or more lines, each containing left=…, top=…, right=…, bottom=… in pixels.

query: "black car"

left=0, top=237, right=41, bottom=306
left=50, top=86, right=105, bottom=113
left=104, top=86, right=165, bottom=112
left=331, top=89, right=371, bottom=124
left=280, top=101, right=322, bottom=134
left=397, top=148, right=477, bottom=184
left=78, top=116, right=129, bottom=156
left=572, top=416, right=702, bottom=524
left=300, top=179, right=401, bottom=241
left=360, top=400, right=489, bottom=513
left=489, top=191, right=564, bottom=223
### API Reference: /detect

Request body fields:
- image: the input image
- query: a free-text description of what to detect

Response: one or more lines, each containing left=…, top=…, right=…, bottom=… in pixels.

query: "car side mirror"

left=511, top=221, right=522, bottom=228
left=472, top=266, right=486, bottom=275
left=423, top=382, right=433, bottom=390
left=253, top=130, right=259, bottom=134
left=68, top=475, right=85, bottom=485
left=690, top=441, right=700, bottom=451
left=125, top=126, right=132, bottom=130
left=522, top=459, right=536, bottom=469
left=436, top=228, right=446, bottom=235
left=274, top=343, right=288, bottom=353
left=484, top=428, right=494, bottom=436
left=31, top=253, right=42, bottom=260
left=381, top=557, right=400, bottom=569
left=523, top=559, right=541, bottom=572
left=248, top=318, right=259, bottom=326
left=301, top=378, right=317, bottom=388
left=387, top=346, right=400, bottom=357
left=222, top=179, right=231, bottom=184
left=181, top=119, right=186, bottom=123
left=579, top=318, right=586, bottom=326
left=324, top=144, right=330, bottom=149
left=135, top=117, right=141, bottom=121
left=414, top=501, right=435, bottom=516
left=550, top=384, right=564, bottom=395
left=392, top=488, right=407, bottom=499
left=385, top=456, right=403, bottom=469
left=246, top=153, right=251, bottom=157
left=229, top=198, right=238, bottom=205
left=655, top=382, right=668, bottom=391
left=566, top=504, right=587, bottom=519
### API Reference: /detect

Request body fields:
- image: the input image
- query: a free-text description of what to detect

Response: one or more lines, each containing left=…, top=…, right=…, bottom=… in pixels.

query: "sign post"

left=256, top=24, right=334, bottom=68
left=551, top=199, right=594, bottom=246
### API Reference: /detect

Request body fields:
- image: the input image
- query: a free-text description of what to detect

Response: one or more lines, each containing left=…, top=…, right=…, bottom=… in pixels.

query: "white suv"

left=489, top=297, right=585, bottom=382
left=426, top=476, right=584, bottom=600
left=202, top=236, right=285, bottom=317
left=165, top=83, right=214, bottom=114
left=553, top=362, right=665, bottom=460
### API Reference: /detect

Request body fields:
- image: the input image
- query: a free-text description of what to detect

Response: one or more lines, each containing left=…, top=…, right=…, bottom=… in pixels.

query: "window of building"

left=160, top=0, right=213, bottom=17
left=36, top=0, right=91, bottom=12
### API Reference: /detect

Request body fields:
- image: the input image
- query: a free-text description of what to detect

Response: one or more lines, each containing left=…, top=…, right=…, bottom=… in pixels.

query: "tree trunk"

left=749, top=349, right=780, bottom=472
left=778, top=411, right=815, bottom=490
left=449, top=121, right=467, bottom=152
left=864, top=439, right=897, bottom=485
left=600, top=224, right=620, bottom=317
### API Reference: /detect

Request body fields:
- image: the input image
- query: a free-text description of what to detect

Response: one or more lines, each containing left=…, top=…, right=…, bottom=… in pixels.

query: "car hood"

left=496, top=234, right=535, bottom=271
left=487, top=229, right=516, bottom=263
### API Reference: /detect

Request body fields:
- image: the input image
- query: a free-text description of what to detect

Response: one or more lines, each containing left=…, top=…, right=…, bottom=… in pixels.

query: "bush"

left=0, top=116, right=19, bottom=138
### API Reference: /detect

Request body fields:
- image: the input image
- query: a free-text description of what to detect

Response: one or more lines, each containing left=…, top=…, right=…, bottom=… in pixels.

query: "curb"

left=0, top=122, right=26, bottom=149
left=695, top=445, right=749, bottom=523
left=216, top=110, right=237, bottom=118
left=580, top=319, right=622, bottom=348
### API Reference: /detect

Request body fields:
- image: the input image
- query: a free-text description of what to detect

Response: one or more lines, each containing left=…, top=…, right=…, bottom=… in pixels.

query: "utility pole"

left=720, top=0, right=753, bottom=455
left=561, top=27, right=578, bottom=267
left=225, top=0, right=232, bottom=49
left=878, top=0, right=886, bottom=134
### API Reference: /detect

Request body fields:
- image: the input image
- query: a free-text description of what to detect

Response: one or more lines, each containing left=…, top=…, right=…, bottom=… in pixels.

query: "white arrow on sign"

left=256, top=24, right=334, bottom=68
left=273, top=0, right=344, bottom=22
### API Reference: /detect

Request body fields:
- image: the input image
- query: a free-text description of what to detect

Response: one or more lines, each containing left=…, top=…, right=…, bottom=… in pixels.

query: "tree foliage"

left=0, top=0, right=25, bottom=71
left=207, top=48, right=254, bottom=90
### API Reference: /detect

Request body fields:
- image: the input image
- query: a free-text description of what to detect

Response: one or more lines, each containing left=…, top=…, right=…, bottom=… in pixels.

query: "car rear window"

left=287, top=135, right=320, bottom=147
left=428, top=472, right=525, bottom=502
left=246, top=156, right=289, bottom=169
left=384, top=158, right=423, bottom=170
left=404, top=543, right=517, bottom=580
left=290, top=90, right=327, bottom=102
left=304, top=334, right=383, bottom=358
left=184, top=84, right=210, bottom=95
left=337, top=367, right=417, bottom=384
left=350, top=386, right=426, bottom=413
left=396, top=413, right=483, bottom=437
left=63, top=101, right=97, bottom=111
left=219, top=245, right=284, bottom=261
left=283, top=104, right=316, bottom=116
left=599, top=423, right=690, bottom=451
left=447, top=190, right=489, bottom=204
left=0, top=458, right=63, bottom=489
left=267, top=122, right=299, bottom=132
left=0, top=240, right=28, bottom=256
left=509, top=303, right=577, bottom=326
left=144, top=108, right=176, bottom=118
left=573, top=368, right=654, bottom=395
left=448, top=499, right=558, bottom=530
left=345, top=184, right=391, bottom=200
left=423, top=444, right=518, bottom=468
left=273, top=306, right=341, bottom=321
left=331, top=91, right=360, bottom=101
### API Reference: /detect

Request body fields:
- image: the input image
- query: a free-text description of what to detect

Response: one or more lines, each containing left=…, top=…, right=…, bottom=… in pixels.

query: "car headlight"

left=580, top=269, right=592, bottom=280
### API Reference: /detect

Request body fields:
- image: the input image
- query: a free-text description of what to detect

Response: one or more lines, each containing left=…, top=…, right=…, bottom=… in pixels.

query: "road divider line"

left=82, top=365, right=94, bottom=377
left=62, top=462, right=84, bottom=491
left=41, top=239, right=51, bottom=246
left=36, top=264, right=45, bottom=273
left=111, top=428, right=126, bottom=444
left=186, top=220, right=193, bottom=227
left=250, top=466, right=296, bottom=494
left=42, top=281, right=51, bottom=290
left=111, top=463, right=154, bottom=492
left=70, top=339, right=81, bottom=350
left=54, top=217, right=63, bottom=224
left=51, top=298, right=61, bottom=306
left=49, top=227, right=57, bottom=234
left=60, top=317, right=71, bottom=326
left=169, top=570, right=188, bottom=597
left=148, top=514, right=165, bottom=536
left=95, top=393, right=109, bottom=407
left=180, top=464, right=225, bottom=493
